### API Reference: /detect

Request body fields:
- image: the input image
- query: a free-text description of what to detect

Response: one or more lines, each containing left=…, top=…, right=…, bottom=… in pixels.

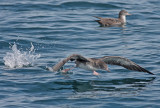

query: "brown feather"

left=100, top=56, right=154, bottom=75
left=52, top=54, right=154, bottom=75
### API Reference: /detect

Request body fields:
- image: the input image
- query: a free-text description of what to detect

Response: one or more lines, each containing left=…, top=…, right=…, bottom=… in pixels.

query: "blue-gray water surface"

left=0, top=0, right=160, bottom=108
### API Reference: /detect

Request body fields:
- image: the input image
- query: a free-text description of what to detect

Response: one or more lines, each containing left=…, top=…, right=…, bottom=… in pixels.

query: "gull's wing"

left=52, top=54, right=89, bottom=71
left=102, top=18, right=121, bottom=24
left=100, top=56, right=154, bottom=75
left=95, top=18, right=122, bottom=26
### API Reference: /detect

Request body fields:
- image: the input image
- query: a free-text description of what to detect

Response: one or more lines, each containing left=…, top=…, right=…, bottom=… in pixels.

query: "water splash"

left=3, top=43, right=41, bottom=69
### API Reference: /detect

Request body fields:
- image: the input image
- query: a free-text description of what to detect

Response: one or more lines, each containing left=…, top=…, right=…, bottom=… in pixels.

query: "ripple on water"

left=0, top=0, right=160, bottom=108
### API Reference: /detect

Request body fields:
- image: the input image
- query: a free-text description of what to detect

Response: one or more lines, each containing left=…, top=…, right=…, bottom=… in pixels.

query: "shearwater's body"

left=94, top=10, right=131, bottom=27
left=52, top=54, right=154, bottom=76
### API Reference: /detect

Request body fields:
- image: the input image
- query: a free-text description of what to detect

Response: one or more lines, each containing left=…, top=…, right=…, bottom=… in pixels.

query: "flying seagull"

left=52, top=54, right=154, bottom=75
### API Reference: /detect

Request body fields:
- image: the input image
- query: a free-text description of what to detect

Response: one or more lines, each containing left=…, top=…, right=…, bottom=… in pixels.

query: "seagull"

left=52, top=54, right=154, bottom=75
left=94, top=10, right=131, bottom=27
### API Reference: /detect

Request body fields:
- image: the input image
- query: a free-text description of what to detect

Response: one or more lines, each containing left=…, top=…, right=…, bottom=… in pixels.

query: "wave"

left=0, top=1, right=120, bottom=12
left=60, top=1, right=120, bottom=9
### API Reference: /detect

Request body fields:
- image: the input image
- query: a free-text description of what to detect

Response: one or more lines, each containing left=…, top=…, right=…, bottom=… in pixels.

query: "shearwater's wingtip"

left=148, top=71, right=154, bottom=75
left=145, top=70, right=154, bottom=75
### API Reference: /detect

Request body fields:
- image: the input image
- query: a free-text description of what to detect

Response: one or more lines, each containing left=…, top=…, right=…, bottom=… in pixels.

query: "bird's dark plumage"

left=52, top=54, right=154, bottom=75
left=100, top=56, right=154, bottom=75
left=94, top=10, right=131, bottom=27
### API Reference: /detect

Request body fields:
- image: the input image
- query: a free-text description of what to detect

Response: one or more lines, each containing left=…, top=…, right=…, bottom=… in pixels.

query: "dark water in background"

left=0, top=0, right=160, bottom=108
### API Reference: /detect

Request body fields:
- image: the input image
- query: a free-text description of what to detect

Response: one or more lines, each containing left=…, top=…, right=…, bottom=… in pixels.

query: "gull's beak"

left=127, top=13, right=131, bottom=15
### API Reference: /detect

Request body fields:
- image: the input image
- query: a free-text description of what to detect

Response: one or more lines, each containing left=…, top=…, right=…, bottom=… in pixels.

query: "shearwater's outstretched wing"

left=52, top=54, right=89, bottom=71
left=100, top=56, right=154, bottom=75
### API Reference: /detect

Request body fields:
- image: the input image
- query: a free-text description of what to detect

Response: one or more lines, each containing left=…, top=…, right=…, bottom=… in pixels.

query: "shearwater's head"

left=118, top=10, right=131, bottom=23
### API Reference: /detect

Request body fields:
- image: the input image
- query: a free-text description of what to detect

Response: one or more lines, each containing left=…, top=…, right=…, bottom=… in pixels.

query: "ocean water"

left=0, top=0, right=160, bottom=108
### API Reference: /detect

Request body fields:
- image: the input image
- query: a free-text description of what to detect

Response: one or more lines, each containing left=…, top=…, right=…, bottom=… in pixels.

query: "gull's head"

left=119, top=10, right=131, bottom=16
left=119, top=10, right=131, bottom=23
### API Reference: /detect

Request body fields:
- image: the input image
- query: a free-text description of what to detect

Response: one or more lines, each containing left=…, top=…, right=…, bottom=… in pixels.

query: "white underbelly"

left=78, top=63, right=97, bottom=71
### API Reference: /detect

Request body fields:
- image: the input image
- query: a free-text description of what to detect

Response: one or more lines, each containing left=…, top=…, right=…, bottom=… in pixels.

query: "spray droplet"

left=3, top=43, right=41, bottom=69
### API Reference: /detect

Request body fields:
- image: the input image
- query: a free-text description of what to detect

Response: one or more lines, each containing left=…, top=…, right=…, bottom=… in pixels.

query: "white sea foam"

left=3, top=43, right=41, bottom=69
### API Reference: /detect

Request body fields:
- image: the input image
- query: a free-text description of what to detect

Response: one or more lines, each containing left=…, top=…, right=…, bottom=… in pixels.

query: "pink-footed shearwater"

left=52, top=54, right=154, bottom=76
left=94, top=10, right=131, bottom=27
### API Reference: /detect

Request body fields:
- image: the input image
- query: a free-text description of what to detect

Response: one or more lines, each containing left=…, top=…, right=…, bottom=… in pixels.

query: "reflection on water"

left=1, top=0, right=160, bottom=107
left=72, top=77, right=155, bottom=98
left=54, top=77, right=155, bottom=98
